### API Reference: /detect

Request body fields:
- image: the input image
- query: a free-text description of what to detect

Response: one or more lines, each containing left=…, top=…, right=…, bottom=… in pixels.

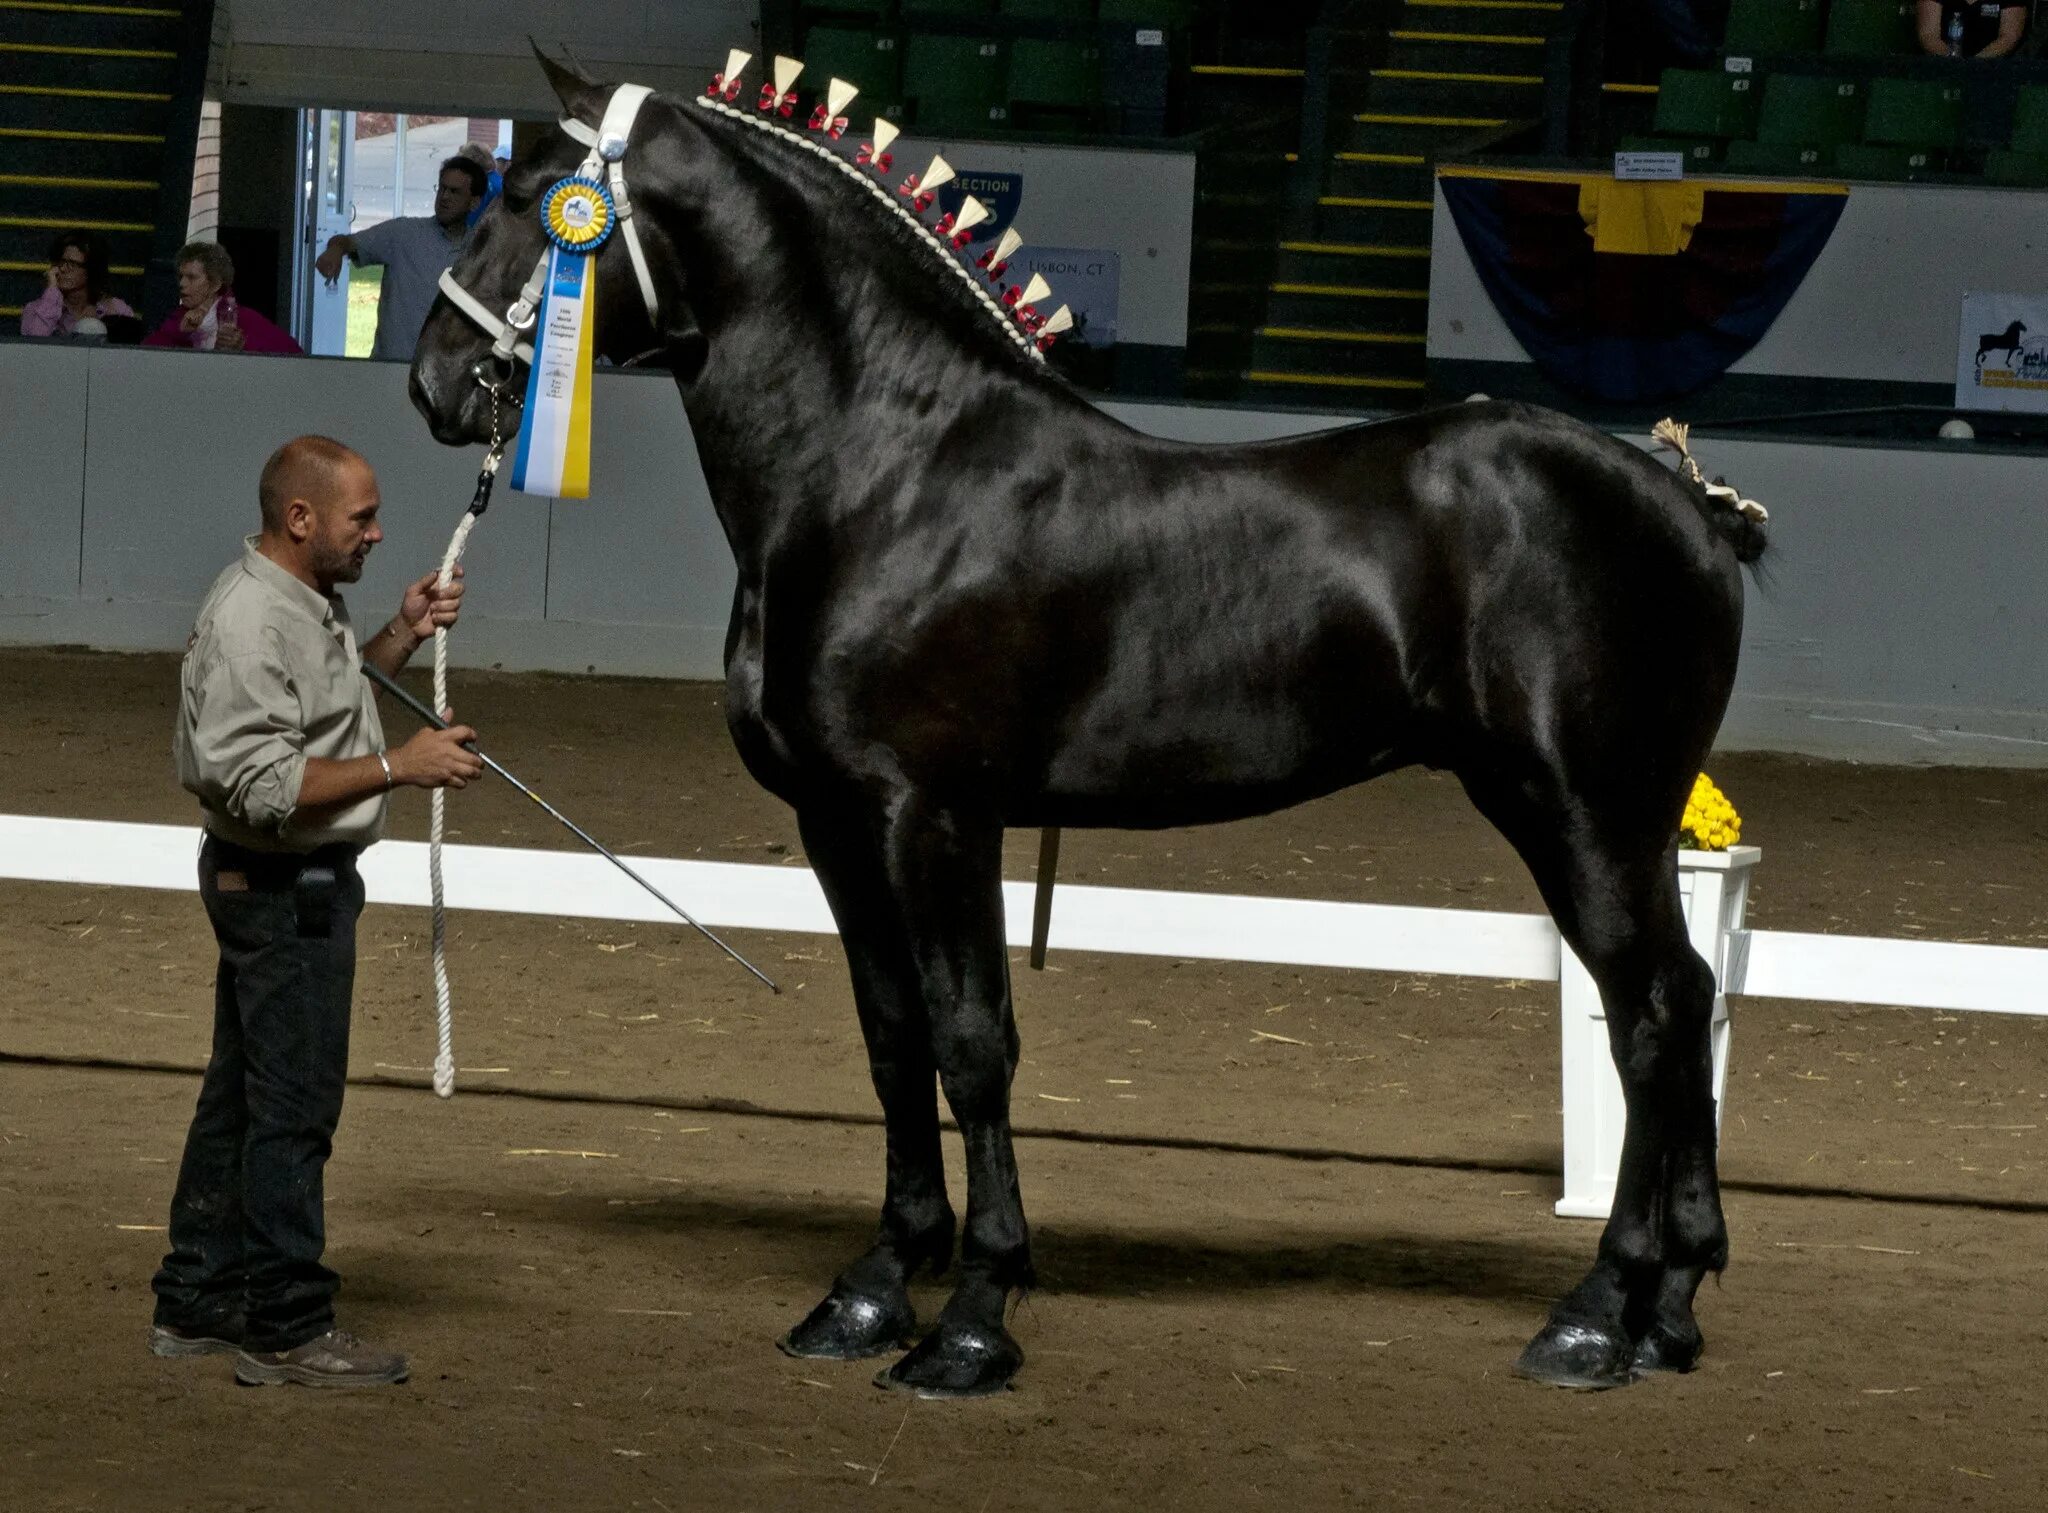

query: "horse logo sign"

left=1958, top=292, right=2048, bottom=414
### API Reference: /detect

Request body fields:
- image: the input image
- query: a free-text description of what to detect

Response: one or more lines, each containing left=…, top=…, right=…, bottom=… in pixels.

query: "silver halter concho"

left=435, top=82, right=664, bottom=497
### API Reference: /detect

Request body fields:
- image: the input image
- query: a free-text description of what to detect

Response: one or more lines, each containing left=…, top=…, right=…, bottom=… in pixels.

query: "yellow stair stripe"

left=1261, top=327, right=1428, bottom=344
left=0, top=125, right=165, bottom=142
left=1190, top=64, right=1305, bottom=77
left=1282, top=240, right=1432, bottom=257
left=0, top=40, right=175, bottom=58
left=1271, top=282, right=1430, bottom=299
left=0, top=1, right=181, bottom=13
left=0, top=305, right=24, bottom=317
left=1319, top=195, right=1434, bottom=209
left=1390, top=29, right=1546, bottom=43
left=1354, top=111, right=1509, bottom=126
left=1372, top=68, right=1545, bottom=84
left=1246, top=370, right=1429, bottom=390
left=1, top=258, right=144, bottom=273
left=1602, top=82, right=1661, bottom=94
left=0, top=213, right=152, bottom=230
left=1337, top=150, right=1428, bottom=164
left=0, top=83, right=171, bottom=100
left=0, top=172, right=157, bottom=188
left=1406, top=0, right=1562, bottom=9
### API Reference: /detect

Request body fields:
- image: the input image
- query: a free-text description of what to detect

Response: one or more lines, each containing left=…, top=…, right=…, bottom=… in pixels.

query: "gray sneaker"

left=149, top=1321, right=243, bottom=1359
left=234, top=1329, right=410, bottom=1388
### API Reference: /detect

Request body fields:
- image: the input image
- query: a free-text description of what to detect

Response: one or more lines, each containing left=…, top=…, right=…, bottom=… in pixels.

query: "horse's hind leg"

left=1462, top=772, right=1727, bottom=1389
left=779, top=804, right=956, bottom=1361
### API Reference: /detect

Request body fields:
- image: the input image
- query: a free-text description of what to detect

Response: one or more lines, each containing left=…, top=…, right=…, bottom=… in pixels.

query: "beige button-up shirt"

left=174, top=537, right=388, bottom=852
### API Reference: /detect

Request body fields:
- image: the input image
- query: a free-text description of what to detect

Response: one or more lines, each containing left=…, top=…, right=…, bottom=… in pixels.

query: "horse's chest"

left=722, top=589, right=807, bottom=798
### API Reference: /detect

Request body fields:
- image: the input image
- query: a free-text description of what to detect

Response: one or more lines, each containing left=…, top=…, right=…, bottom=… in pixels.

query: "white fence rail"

left=3, top=817, right=2042, bottom=1220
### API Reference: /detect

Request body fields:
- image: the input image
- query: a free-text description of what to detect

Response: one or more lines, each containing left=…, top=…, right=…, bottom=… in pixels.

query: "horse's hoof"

left=1630, top=1320, right=1703, bottom=1375
left=777, top=1289, right=916, bottom=1361
left=1512, top=1320, right=1638, bottom=1390
left=873, top=1322, right=1022, bottom=1399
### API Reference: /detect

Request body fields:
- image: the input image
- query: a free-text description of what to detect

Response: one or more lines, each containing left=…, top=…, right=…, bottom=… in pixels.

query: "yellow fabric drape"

left=1575, top=179, right=1707, bottom=256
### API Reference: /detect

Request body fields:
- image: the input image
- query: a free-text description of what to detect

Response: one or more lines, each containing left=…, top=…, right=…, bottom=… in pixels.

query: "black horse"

left=1977, top=320, right=2027, bottom=368
left=410, top=55, right=1768, bottom=1397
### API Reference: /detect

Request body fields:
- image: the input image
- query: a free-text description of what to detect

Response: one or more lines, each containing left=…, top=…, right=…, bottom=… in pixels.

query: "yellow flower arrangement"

left=1680, top=773, right=1741, bottom=852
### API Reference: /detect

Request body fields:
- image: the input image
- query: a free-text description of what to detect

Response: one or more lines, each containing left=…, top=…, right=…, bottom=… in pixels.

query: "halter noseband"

left=437, top=82, right=662, bottom=382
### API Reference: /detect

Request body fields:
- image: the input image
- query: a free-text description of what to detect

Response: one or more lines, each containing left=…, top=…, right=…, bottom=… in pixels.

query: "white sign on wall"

left=1957, top=291, right=2048, bottom=413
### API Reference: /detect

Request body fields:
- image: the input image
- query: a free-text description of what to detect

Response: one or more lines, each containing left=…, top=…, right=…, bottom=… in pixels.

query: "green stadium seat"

left=1824, top=0, right=1917, bottom=56
left=903, top=34, right=1011, bottom=133
left=1985, top=148, right=2048, bottom=185
left=1010, top=38, right=1099, bottom=110
left=2010, top=85, right=2048, bottom=154
left=1723, top=139, right=1835, bottom=172
left=1099, top=0, right=1195, bottom=25
left=1619, top=134, right=1721, bottom=165
left=1755, top=74, right=1865, bottom=145
left=902, top=0, right=992, bottom=16
left=1652, top=68, right=1762, bottom=138
left=1723, top=0, right=1824, bottom=53
left=802, top=28, right=904, bottom=106
left=1862, top=77, right=1963, bottom=147
left=1000, top=0, right=1095, bottom=17
left=1833, top=142, right=1941, bottom=178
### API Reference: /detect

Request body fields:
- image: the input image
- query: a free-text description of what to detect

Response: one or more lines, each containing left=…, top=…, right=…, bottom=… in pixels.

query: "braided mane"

left=685, top=59, right=1064, bottom=370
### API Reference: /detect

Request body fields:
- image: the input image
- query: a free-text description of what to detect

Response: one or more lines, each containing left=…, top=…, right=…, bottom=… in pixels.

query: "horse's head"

left=410, top=48, right=706, bottom=446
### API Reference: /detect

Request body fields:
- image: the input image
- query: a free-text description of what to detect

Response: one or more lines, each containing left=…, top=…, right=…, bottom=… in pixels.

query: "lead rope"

left=427, top=377, right=510, bottom=1098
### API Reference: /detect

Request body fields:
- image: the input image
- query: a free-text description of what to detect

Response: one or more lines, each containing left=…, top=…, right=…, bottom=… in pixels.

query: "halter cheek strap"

left=439, top=82, right=660, bottom=378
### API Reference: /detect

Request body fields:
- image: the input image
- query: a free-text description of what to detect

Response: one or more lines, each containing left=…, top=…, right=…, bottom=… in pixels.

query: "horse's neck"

left=667, top=155, right=1056, bottom=573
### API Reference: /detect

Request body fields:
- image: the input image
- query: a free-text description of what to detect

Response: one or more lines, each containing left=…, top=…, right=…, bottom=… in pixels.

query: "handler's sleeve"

left=181, top=632, right=307, bottom=834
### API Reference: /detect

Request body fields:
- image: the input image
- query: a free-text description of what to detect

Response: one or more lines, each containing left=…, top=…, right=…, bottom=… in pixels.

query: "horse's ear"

left=531, top=38, right=600, bottom=119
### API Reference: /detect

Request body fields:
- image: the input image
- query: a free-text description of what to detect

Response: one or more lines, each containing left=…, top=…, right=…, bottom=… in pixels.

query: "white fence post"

left=1554, top=845, right=1761, bottom=1219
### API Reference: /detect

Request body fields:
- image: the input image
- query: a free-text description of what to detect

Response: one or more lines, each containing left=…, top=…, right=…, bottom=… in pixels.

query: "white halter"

left=436, top=82, right=662, bottom=374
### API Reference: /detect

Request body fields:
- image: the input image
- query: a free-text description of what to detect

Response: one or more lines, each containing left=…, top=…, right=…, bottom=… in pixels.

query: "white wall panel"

left=0, top=343, right=87, bottom=600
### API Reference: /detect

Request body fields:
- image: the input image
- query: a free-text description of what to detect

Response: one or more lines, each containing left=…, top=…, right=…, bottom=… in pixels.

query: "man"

left=151, top=435, right=483, bottom=1387
left=1919, top=0, right=2028, bottom=56
left=314, top=155, right=485, bottom=362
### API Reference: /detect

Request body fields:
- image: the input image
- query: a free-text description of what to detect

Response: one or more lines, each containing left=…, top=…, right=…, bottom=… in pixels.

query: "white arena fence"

left=3, top=816, right=2042, bottom=1219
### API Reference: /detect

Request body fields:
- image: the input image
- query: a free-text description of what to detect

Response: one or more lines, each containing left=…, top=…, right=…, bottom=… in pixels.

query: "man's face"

left=434, top=168, right=480, bottom=228
left=176, top=261, right=217, bottom=309
left=307, top=462, right=384, bottom=586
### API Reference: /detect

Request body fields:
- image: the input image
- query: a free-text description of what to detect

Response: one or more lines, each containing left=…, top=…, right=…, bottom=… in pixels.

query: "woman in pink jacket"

left=142, top=241, right=302, bottom=355
left=19, top=230, right=137, bottom=338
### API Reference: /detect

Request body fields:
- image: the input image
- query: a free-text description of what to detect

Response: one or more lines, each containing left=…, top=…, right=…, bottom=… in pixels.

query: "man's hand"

left=389, top=714, right=484, bottom=790
left=399, top=566, right=464, bottom=643
left=314, top=237, right=351, bottom=287
left=215, top=324, right=246, bottom=353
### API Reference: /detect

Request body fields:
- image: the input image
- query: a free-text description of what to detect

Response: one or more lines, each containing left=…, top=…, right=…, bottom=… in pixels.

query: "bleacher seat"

left=1832, top=142, right=1939, bottom=178
left=1862, top=77, right=1963, bottom=149
left=1010, top=38, right=1099, bottom=113
left=1985, top=148, right=2048, bottom=185
left=1653, top=69, right=1762, bottom=139
left=902, top=0, right=993, bottom=17
left=1619, top=134, right=1722, bottom=165
left=1754, top=75, right=1866, bottom=147
left=1000, top=0, right=1095, bottom=17
left=903, top=34, right=1010, bottom=133
left=1824, top=0, right=1917, bottom=56
left=1098, top=0, right=1195, bottom=24
left=1723, top=0, right=1825, bottom=53
left=1723, top=140, right=1835, bottom=171
left=2010, top=85, right=2048, bottom=154
left=803, top=28, right=904, bottom=109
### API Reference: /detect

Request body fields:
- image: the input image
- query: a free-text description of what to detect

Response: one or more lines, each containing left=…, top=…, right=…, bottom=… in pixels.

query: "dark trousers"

left=151, top=835, right=364, bottom=1353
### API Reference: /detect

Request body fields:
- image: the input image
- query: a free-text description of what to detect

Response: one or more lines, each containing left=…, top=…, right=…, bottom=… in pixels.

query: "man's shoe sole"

left=149, top=1326, right=240, bottom=1359
left=233, top=1354, right=409, bottom=1388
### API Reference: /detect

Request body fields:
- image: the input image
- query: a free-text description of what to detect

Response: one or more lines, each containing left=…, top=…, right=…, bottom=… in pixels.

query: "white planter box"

left=1555, top=845, right=1762, bottom=1220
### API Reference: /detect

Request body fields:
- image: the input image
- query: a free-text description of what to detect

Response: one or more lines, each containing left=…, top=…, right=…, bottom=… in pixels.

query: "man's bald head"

left=258, top=436, right=369, bottom=534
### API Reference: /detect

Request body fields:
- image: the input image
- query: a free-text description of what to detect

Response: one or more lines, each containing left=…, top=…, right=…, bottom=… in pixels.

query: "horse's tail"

left=1651, top=418, right=1769, bottom=565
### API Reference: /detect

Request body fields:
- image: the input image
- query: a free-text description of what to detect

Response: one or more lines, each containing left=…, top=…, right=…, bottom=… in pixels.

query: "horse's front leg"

left=868, top=801, right=1031, bottom=1399
left=779, top=804, right=956, bottom=1361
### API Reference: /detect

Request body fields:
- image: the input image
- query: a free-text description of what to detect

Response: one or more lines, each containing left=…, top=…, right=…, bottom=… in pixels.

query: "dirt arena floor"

left=4, top=647, right=2048, bottom=1511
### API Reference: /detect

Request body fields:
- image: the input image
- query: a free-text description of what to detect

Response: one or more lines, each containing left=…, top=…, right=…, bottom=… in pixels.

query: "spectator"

left=1919, top=0, right=2028, bottom=56
left=313, top=156, right=484, bottom=361
left=19, top=229, right=136, bottom=338
left=456, top=141, right=503, bottom=226
left=143, top=242, right=302, bottom=354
